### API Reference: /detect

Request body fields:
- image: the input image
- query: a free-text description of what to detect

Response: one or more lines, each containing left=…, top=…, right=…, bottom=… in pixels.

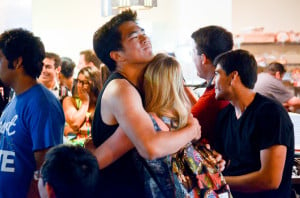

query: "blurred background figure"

left=73, top=49, right=101, bottom=78
left=37, top=144, right=100, bottom=198
left=99, top=63, right=111, bottom=86
left=0, top=80, right=10, bottom=115
left=58, top=57, right=75, bottom=93
left=38, top=52, right=70, bottom=102
left=254, top=61, right=300, bottom=112
left=62, top=66, right=102, bottom=145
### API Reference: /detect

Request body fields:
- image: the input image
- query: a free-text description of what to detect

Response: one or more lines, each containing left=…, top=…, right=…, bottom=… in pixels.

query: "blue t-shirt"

left=0, top=84, right=65, bottom=198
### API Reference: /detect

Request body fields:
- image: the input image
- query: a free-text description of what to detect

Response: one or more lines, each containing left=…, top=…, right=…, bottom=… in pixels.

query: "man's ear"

left=13, top=57, right=23, bottom=69
left=230, top=71, right=240, bottom=86
left=45, top=183, right=56, bottom=198
left=56, top=66, right=61, bottom=74
left=110, top=51, right=125, bottom=62
left=200, top=54, right=207, bottom=65
left=275, top=71, right=281, bottom=80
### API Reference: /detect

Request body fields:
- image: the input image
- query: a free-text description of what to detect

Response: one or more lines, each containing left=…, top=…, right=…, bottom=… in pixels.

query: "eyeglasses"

left=77, top=79, right=90, bottom=86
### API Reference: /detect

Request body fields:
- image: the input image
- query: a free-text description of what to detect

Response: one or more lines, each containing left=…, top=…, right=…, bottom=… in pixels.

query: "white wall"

left=30, top=0, right=231, bottom=69
left=232, top=0, right=300, bottom=33
left=1, top=0, right=299, bottom=82
left=0, top=0, right=32, bottom=33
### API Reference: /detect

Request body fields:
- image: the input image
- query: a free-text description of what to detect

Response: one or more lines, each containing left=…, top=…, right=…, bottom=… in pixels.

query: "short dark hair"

left=266, top=62, right=286, bottom=76
left=214, top=49, right=258, bottom=89
left=191, top=26, right=233, bottom=63
left=0, top=28, right=45, bottom=78
left=80, top=50, right=101, bottom=69
left=93, top=9, right=137, bottom=71
left=45, top=52, right=61, bottom=68
left=61, top=57, right=75, bottom=78
left=41, top=144, right=100, bottom=198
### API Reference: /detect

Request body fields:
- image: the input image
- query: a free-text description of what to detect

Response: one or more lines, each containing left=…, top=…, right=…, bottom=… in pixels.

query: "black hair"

left=214, top=49, right=258, bottom=89
left=0, top=28, right=45, bottom=78
left=61, top=57, right=75, bottom=78
left=266, top=62, right=286, bottom=76
left=41, top=144, right=100, bottom=198
left=93, top=9, right=137, bottom=71
left=191, top=25, right=233, bottom=64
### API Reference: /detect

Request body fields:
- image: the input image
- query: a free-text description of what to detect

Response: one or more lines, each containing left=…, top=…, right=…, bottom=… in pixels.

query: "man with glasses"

left=188, top=26, right=233, bottom=144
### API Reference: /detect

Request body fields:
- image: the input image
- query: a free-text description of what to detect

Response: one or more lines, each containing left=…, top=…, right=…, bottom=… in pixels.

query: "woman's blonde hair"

left=143, top=53, right=190, bottom=129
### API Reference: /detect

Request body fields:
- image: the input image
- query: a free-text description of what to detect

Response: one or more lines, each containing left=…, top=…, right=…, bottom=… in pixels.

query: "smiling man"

left=38, top=52, right=70, bottom=102
left=213, top=49, right=294, bottom=198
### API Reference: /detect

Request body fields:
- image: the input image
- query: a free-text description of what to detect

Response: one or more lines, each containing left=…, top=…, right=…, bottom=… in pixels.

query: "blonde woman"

left=143, top=53, right=190, bottom=130
left=90, top=53, right=227, bottom=197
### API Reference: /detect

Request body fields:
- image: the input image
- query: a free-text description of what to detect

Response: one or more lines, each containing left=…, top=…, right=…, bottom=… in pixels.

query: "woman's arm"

left=62, top=96, right=89, bottom=131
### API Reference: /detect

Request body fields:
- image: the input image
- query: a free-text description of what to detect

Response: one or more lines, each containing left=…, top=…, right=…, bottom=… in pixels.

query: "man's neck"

left=116, top=63, right=147, bottom=86
left=12, top=75, right=37, bottom=96
left=231, top=88, right=256, bottom=119
left=40, top=80, right=56, bottom=90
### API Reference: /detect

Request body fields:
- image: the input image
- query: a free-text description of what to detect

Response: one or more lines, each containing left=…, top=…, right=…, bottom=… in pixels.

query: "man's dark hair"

left=45, top=52, right=61, bottom=69
left=0, top=28, right=45, bottom=78
left=41, top=144, right=100, bottom=198
left=214, top=49, right=258, bottom=89
left=191, top=26, right=233, bottom=63
left=265, top=61, right=286, bottom=76
left=93, top=9, right=137, bottom=71
left=61, top=57, right=75, bottom=78
left=80, top=49, right=101, bottom=69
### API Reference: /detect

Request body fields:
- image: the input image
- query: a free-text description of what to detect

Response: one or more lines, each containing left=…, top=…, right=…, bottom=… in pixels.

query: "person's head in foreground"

left=37, top=144, right=100, bottom=198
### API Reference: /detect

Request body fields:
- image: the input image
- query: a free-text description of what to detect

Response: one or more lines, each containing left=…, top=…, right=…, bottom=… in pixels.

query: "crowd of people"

left=0, top=8, right=296, bottom=198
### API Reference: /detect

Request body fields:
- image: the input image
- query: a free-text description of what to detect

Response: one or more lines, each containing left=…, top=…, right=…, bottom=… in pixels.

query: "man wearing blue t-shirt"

left=0, top=28, right=65, bottom=198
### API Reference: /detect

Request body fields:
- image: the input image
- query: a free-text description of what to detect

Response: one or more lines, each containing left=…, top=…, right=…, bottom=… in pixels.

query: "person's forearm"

left=94, top=127, right=134, bottom=169
left=225, top=171, right=280, bottom=193
left=67, top=102, right=89, bottom=130
left=137, top=124, right=199, bottom=160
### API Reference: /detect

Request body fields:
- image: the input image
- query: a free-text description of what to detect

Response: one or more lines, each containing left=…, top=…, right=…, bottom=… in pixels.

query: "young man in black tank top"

left=90, top=9, right=201, bottom=197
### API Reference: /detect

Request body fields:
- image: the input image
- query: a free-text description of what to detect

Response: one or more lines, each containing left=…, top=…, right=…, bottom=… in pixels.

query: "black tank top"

left=91, top=72, right=144, bottom=197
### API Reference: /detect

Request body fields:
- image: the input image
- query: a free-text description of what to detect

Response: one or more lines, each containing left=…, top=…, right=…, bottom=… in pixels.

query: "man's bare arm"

left=27, top=149, right=49, bottom=198
left=225, top=145, right=286, bottom=192
left=102, top=79, right=201, bottom=160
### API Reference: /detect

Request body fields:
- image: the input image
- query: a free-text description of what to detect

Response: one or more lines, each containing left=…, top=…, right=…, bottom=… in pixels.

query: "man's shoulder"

left=105, top=78, right=139, bottom=97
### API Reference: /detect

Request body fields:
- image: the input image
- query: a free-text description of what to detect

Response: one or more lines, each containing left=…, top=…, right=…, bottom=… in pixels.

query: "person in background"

left=99, top=63, right=111, bottom=86
left=0, top=28, right=65, bottom=198
left=0, top=80, right=10, bottom=115
left=38, top=52, right=70, bottom=102
left=254, top=61, right=300, bottom=111
left=73, top=49, right=101, bottom=79
left=213, top=49, right=294, bottom=197
left=91, top=9, right=201, bottom=197
left=188, top=26, right=233, bottom=144
left=58, top=57, right=75, bottom=92
left=37, top=144, right=100, bottom=198
left=63, top=66, right=102, bottom=141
